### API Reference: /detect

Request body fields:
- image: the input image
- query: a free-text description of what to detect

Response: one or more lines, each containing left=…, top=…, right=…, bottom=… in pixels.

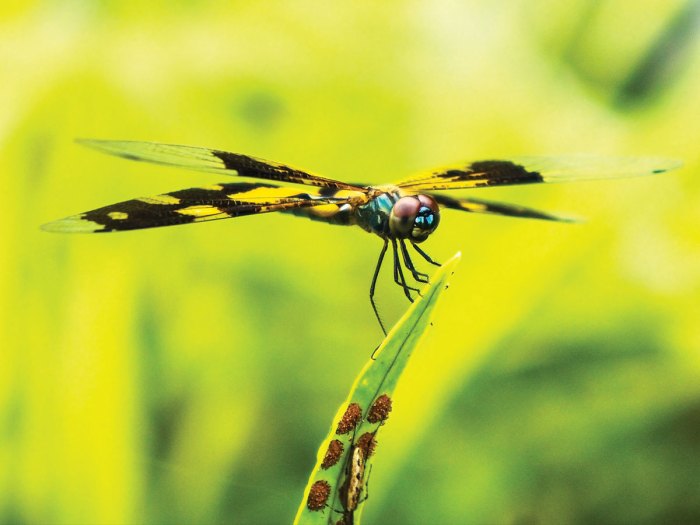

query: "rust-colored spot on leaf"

left=307, top=480, right=331, bottom=511
left=322, top=439, right=344, bottom=469
left=356, top=432, right=377, bottom=458
left=367, top=394, right=392, bottom=424
left=336, top=403, right=362, bottom=434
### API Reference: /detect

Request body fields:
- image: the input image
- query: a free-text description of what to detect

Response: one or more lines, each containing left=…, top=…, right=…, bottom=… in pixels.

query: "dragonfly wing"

left=42, top=182, right=347, bottom=233
left=430, top=194, right=576, bottom=222
left=77, top=139, right=364, bottom=190
left=396, top=156, right=681, bottom=191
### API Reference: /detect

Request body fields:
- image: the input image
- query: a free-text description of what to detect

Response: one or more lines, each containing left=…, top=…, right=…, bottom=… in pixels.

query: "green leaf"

left=294, top=252, right=462, bottom=525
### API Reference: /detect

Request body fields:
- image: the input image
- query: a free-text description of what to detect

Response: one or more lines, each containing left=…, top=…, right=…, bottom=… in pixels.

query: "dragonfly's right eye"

left=409, top=194, right=440, bottom=243
left=411, top=206, right=439, bottom=242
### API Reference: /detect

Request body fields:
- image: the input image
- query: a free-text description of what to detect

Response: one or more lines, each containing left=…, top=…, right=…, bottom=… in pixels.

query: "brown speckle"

left=356, top=432, right=377, bottom=458
left=307, top=480, right=331, bottom=511
left=336, top=403, right=362, bottom=434
left=367, top=394, right=392, bottom=424
left=322, top=439, right=344, bottom=469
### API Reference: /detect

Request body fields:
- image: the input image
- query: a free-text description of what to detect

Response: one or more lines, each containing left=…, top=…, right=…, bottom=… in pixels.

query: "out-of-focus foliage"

left=1, top=1, right=699, bottom=524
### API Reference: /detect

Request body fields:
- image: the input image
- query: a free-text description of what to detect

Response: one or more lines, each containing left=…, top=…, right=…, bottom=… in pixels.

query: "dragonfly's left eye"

left=389, top=195, right=440, bottom=242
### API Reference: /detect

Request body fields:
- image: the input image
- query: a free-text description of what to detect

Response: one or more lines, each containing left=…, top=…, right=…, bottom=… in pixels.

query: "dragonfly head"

left=389, top=194, right=440, bottom=243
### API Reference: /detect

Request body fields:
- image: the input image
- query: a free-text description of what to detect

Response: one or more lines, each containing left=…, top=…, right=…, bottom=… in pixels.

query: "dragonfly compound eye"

left=410, top=194, right=440, bottom=243
left=389, top=196, right=421, bottom=238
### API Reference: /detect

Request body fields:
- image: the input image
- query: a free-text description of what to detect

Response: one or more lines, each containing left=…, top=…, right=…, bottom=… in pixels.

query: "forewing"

left=431, top=194, right=576, bottom=222
left=42, top=182, right=347, bottom=233
left=396, top=156, right=681, bottom=191
left=78, top=139, right=364, bottom=190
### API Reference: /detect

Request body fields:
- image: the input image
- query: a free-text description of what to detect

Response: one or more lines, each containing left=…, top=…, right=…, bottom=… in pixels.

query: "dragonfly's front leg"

left=411, top=242, right=441, bottom=267
left=399, top=239, right=429, bottom=283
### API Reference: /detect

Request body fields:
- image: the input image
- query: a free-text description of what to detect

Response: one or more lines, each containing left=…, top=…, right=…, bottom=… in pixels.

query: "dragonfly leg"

left=411, top=243, right=441, bottom=266
left=369, top=239, right=389, bottom=336
left=391, top=239, right=420, bottom=301
left=399, top=239, right=429, bottom=283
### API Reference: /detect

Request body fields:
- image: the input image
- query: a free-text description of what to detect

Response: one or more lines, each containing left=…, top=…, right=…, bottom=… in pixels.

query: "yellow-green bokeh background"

left=3, top=2, right=700, bottom=524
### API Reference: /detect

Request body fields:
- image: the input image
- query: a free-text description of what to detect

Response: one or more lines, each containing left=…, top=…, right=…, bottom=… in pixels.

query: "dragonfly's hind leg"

left=369, top=239, right=389, bottom=336
left=411, top=242, right=441, bottom=267
left=399, top=239, right=429, bottom=283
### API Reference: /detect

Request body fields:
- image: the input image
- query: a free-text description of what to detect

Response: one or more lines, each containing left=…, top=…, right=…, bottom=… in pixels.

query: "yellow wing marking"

left=227, top=186, right=306, bottom=200
left=175, top=205, right=225, bottom=217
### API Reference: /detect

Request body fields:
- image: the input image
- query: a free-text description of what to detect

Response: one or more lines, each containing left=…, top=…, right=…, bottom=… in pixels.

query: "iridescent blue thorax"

left=355, top=191, right=401, bottom=237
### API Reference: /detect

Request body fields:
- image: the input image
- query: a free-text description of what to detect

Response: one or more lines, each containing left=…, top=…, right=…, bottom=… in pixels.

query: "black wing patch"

left=42, top=182, right=346, bottom=233
left=396, top=156, right=681, bottom=191
left=397, top=160, right=543, bottom=190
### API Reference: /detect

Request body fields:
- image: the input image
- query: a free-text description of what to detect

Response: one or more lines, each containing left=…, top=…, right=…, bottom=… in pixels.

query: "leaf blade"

left=294, top=252, right=461, bottom=525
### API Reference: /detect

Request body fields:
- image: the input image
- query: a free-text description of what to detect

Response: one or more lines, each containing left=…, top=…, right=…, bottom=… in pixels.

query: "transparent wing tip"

left=515, top=155, right=684, bottom=183
left=75, top=137, right=113, bottom=149
left=41, top=216, right=105, bottom=233
left=75, top=138, right=140, bottom=159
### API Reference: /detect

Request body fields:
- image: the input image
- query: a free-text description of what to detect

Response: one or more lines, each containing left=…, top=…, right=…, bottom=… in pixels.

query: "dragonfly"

left=42, top=140, right=680, bottom=334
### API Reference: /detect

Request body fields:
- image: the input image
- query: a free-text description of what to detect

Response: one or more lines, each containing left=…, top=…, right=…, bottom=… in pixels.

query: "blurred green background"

left=2, top=1, right=700, bottom=524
